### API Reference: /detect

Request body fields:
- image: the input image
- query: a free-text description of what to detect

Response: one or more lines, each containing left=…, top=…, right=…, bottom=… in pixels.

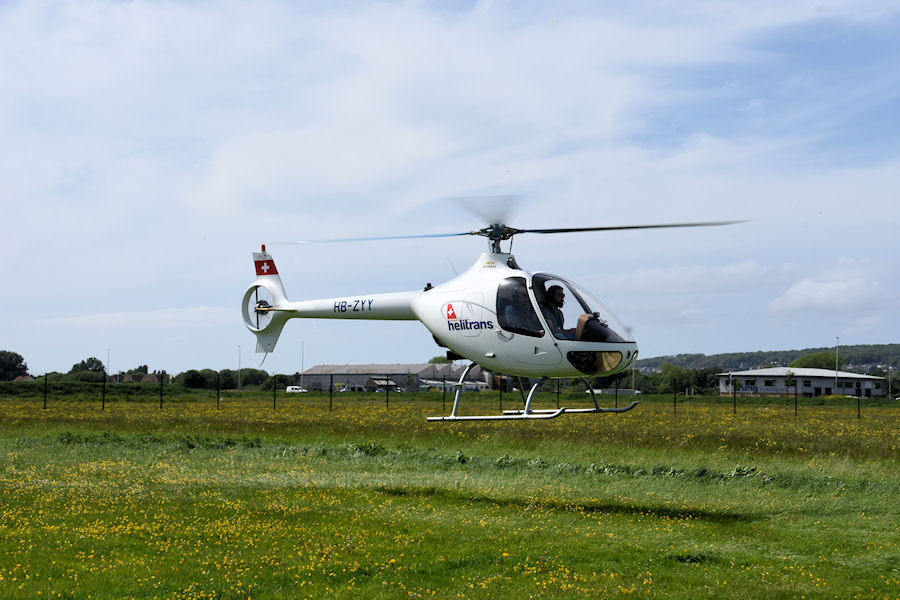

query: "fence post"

left=159, top=372, right=164, bottom=410
left=216, top=372, right=220, bottom=410
left=856, top=382, right=862, bottom=420
left=43, top=373, right=48, bottom=410
left=385, top=375, right=390, bottom=410
left=102, top=370, right=106, bottom=411
left=442, top=377, right=446, bottom=413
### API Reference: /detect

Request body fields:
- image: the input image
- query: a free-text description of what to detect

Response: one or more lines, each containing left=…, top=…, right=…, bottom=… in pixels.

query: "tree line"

left=636, top=343, right=900, bottom=371
left=2, top=348, right=898, bottom=396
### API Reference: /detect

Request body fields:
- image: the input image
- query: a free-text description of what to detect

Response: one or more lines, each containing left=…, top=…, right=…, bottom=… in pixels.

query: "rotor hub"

left=473, top=224, right=521, bottom=252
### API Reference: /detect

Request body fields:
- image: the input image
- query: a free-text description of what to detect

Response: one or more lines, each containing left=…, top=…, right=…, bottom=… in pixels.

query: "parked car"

left=339, top=385, right=366, bottom=392
left=285, top=386, right=308, bottom=393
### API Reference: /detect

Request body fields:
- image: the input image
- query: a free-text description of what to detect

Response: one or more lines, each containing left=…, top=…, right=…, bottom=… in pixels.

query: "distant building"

left=300, top=363, right=490, bottom=392
left=12, top=375, right=33, bottom=382
left=718, top=367, right=884, bottom=398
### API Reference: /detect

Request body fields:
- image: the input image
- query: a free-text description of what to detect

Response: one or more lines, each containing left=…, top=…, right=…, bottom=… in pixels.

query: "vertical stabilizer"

left=242, top=245, right=292, bottom=353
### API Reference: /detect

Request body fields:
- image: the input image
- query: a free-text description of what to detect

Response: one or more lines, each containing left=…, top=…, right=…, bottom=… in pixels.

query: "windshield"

left=532, top=273, right=632, bottom=343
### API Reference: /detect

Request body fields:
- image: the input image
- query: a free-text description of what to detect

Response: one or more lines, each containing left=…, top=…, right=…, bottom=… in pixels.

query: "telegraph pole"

left=888, top=366, right=893, bottom=400
left=834, top=336, right=839, bottom=396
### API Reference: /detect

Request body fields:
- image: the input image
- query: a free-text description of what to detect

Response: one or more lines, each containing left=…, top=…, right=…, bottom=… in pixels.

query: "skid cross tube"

left=501, top=380, right=543, bottom=416
left=448, top=362, right=476, bottom=418
left=507, top=378, right=639, bottom=414
left=428, top=365, right=566, bottom=421
left=575, top=377, right=639, bottom=413
left=427, top=374, right=638, bottom=421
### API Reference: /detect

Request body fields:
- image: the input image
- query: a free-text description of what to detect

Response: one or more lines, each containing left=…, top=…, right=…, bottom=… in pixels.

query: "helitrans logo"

left=444, top=303, right=494, bottom=332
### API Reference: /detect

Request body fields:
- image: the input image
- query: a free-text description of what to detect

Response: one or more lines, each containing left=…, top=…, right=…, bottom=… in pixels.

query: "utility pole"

left=631, top=355, right=636, bottom=390
left=834, top=336, right=839, bottom=396
left=887, top=366, right=893, bottom=400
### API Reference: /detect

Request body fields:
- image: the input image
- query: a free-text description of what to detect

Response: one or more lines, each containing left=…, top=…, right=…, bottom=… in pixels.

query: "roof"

left=303, top=363, right=434, bottom=376
left=717, top=367, right=882, bottom=380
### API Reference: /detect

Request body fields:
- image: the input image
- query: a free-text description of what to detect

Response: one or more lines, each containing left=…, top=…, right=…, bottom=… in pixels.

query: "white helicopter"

left=242, top=217, right=741, bottom=421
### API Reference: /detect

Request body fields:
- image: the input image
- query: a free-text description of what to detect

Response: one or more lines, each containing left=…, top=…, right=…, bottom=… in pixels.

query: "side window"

left=534, top=278, right=582, bottom=340
left=496, top=277, right=544, bottom=337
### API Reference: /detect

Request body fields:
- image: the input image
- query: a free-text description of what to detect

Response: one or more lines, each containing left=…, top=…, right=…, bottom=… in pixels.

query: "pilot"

left=541, top=285, right=576, bottom=339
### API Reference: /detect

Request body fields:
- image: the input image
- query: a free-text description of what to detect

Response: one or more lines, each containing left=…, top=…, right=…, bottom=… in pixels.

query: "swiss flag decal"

left=446, top=304, right=457, bottom=320
left=255, top=260, right=278, bottom=276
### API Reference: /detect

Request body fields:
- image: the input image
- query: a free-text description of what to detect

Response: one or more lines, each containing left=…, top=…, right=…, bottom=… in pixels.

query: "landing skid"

left=428, top=408, right=567, bottom=422
left=505, top=404, right=638, bottom=415
left=426, top=369, right=638, bottom=421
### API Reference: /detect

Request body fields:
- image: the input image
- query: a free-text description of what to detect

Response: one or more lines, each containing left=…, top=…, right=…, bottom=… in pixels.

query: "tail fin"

left=241, top=246, right=292, bottom=353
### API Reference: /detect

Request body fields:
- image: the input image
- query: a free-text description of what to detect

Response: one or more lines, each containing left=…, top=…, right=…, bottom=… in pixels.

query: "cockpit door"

left=494, top=277, right=562, bottom=367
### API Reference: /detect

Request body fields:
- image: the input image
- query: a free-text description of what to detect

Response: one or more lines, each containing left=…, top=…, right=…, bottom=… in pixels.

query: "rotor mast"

left=474, top=223, right=521, bottom=253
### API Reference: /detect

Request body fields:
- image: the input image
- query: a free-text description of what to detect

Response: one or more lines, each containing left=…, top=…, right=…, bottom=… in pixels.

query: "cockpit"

left=531, top=274, right=630, bottom=344
left=495, top=273, right=635, bottom=375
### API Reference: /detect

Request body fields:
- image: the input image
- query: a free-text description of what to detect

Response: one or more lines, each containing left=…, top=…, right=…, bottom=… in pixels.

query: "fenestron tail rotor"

left=247, top=286, right=275, bottom=331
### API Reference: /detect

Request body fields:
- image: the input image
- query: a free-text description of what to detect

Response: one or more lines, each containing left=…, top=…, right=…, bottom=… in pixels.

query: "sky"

left=2, top=0, right=899, bottom=376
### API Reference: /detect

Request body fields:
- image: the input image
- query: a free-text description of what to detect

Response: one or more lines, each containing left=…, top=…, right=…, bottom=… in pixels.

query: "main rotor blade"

left=517, top=220, right=748, bottom=235
left=449, top=194, right=522, bottom=227
left=271, top=220, right=747, bottom=246
left=272, top=232, right=475, bottom=245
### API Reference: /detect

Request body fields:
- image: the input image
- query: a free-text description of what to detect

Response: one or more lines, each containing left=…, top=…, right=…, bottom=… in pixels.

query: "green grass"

left=1, top=395, right=897, bottom=599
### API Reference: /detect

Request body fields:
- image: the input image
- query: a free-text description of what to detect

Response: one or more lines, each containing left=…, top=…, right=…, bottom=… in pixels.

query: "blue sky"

left=1, top=0, right=898, bottom=376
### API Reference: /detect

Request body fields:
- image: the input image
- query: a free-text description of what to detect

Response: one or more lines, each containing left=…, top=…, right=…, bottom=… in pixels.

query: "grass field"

left=1, top=392, right=897, bottom=599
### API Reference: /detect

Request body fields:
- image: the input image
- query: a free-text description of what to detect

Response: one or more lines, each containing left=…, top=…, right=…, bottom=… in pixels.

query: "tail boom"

left=243, top=246, right=419, bottom=354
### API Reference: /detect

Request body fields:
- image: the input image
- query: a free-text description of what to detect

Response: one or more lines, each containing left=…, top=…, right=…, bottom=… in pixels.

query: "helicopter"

left=242, top=218, right=742, bottom=421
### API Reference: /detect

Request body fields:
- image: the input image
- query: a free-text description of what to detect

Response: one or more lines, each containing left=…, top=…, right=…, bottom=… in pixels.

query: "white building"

left=718, top=367, right=884, bottom=398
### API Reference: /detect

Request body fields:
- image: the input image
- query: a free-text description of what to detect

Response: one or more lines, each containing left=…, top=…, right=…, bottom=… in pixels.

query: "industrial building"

left=299, top=363, right=490, bottom=392
left=718, top=367, right=884, bottom=398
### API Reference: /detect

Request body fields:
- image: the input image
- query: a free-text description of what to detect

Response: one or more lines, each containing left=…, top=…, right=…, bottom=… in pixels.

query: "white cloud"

left=769, top=276, right=884, bottom=312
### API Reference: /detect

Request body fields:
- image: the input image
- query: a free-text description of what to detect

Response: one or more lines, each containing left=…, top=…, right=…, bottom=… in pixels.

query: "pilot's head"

left=548, top=285, right=565, bottom=307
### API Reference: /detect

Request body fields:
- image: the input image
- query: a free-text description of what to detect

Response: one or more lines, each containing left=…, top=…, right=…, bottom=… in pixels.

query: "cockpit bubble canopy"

left=532, top=273, right=632, bottom=343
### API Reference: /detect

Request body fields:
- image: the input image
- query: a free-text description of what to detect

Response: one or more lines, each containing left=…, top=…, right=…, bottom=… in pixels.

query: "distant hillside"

left=637, top=344, right=900, bottom=372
